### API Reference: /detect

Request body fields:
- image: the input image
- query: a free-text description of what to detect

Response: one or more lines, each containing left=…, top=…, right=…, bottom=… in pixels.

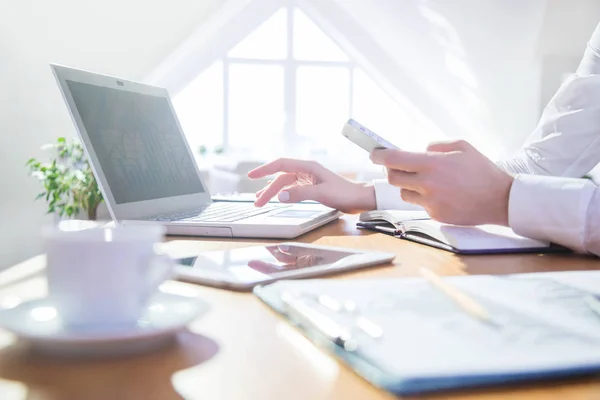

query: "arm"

left=498, top=22, right=600, bottom=177
left=371, top=143, right=600, bottom=256
left=374, top=24, right=600, bottom=212
left=499, top=24, right=600, bottom=256
left=497, top=74, right=600, bottom=177
left=509, top=175, right=600, bottom=256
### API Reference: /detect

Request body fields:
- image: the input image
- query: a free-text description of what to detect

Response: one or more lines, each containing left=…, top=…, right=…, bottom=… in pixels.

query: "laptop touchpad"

left=270, top=210, right=321, bottom=219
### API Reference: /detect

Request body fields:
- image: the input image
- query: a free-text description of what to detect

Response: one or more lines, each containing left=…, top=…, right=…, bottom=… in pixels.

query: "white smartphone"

left=342, top=118, right=399, bottom=152
left=175, top=242, right=395, bottom=291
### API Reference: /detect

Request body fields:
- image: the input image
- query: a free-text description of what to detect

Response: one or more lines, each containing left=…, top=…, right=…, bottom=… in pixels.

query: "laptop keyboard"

left=150, top=202, right=290, bottom=223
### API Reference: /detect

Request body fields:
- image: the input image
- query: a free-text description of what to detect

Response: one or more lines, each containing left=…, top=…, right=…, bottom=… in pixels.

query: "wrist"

left=351, top=182, right=377, bottom=213
left=490, top=172, right=514, bottom=226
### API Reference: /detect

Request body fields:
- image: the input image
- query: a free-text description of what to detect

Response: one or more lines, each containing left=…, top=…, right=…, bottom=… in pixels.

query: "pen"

left=281, top=292, right=358, bottom=351
left=585, top=295, right=600, bottom=317
left=419, top=268, right=502, bottom=329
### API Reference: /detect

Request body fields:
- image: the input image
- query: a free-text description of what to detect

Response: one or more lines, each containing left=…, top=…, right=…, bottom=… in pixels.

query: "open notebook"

left=357, top=210, right=565, bottom=254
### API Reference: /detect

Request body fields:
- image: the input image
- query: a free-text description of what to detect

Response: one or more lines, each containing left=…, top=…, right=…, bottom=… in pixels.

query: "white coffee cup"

left=43, top=223, right=173, bottom=330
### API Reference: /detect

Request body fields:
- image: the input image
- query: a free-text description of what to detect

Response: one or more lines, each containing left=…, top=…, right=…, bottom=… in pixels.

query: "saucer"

left=0, top=291, right=210, bottom=357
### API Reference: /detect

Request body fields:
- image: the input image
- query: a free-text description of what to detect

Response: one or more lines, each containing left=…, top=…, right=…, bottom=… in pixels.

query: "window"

left=173, top=6, right=441, bottom=169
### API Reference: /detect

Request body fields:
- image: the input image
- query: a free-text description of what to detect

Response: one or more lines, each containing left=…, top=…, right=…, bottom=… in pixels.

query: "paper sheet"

left=265, top=271, right=600, bottom=379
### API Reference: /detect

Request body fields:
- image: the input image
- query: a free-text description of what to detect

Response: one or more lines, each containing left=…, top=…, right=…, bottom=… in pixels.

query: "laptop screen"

left=66, top=80, right=206, bottom=204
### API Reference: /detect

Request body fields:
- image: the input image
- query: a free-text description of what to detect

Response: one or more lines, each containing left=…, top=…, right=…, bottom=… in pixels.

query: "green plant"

left=198, top=144, right=225, bottom=156
left=26, top=137, right=103, bottom=220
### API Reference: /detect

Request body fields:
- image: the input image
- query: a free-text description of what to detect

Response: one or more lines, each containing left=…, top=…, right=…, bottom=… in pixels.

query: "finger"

left=400, top=188, right=423, bottom=205
left=386, top=169, right=422, bottom=192
left=426, top=140, right=470, bottom=153
left=268, top=247, right=297, bottom=264
left=254, top=173, right=297, bottom=207
left=279, top=184, right=323, bottom=204
left=370, top=149, right=433, bottom=172
left=247, top=260, right=282, bottom=274
left=255, top=181, right=273, bottom=198
left=295, top=255, right=316, bottom=269
left=255, top=180, right=276, bottom=198
left=248, top=158, right=323, bottom=179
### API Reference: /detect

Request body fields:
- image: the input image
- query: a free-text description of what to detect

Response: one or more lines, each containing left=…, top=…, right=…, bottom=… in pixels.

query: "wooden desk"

left=0, top=216, right=599, bottom=400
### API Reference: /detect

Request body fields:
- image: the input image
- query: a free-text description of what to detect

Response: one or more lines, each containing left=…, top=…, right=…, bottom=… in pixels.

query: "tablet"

left=175, top=242, right=395, bottom=291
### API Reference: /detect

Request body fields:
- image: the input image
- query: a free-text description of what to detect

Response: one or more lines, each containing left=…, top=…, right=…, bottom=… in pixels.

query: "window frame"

left=220, top=5, right=357, bottom=150
left=147, top=0, right=448, bottom=157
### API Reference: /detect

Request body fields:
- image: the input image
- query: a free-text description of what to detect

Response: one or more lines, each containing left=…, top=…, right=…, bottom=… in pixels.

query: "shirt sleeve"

left=496, top=74, right=600, bottom=178
left=498, top=24, right=600, bottom=256
left=576, top=22, right=600, bottom=76
left=373, top=179, right=424, bottom=211
left=497, top=23, right=600, bottom=178
left=509, top=174, right=600, bottom=256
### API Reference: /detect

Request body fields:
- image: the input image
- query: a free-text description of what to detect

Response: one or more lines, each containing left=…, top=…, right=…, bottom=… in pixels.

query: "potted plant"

left=26, top=137, right=103, bottom=220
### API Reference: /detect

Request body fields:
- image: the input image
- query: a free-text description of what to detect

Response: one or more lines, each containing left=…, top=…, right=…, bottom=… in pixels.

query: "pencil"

left=419, top=267, right=502, bottom=329
left=585, top=295, right=600, bottom=317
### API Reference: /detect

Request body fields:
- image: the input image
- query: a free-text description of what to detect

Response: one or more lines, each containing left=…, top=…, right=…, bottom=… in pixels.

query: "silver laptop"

left=51, top=64, right=340, bottom=238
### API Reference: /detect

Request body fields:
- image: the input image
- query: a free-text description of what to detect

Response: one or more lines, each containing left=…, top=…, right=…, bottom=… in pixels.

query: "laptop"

left=50, top=64, right=340, bottom=238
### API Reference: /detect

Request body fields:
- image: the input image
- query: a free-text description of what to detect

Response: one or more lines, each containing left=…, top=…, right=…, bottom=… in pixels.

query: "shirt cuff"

left=508, top=174, right=596, bottom=252
left=373, top=179, right=424, bottom=211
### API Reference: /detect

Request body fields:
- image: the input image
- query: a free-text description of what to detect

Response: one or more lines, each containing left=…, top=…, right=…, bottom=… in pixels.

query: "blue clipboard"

left=253, top=273, right=600, bottom=395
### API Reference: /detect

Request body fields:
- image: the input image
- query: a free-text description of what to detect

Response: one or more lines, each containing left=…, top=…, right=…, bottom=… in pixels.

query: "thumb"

left=426, top=140, right=471, bottom=153
left=278, top=184, right=323, bottom=203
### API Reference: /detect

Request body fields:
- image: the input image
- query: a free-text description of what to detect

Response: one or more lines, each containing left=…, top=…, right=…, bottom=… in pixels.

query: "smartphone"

left=342, top=118, right=399, bottom=152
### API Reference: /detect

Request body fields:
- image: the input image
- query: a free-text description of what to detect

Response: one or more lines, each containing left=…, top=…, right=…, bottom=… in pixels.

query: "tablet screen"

left=176, top=244, right=358, bottom=283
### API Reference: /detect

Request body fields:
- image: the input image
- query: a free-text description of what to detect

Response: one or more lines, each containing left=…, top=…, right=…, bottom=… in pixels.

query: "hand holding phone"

left=342, top=119, right=399, bottom=152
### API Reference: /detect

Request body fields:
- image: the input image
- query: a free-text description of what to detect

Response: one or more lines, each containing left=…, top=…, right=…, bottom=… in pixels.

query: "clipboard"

left=253, top=272, right=600, bottom=395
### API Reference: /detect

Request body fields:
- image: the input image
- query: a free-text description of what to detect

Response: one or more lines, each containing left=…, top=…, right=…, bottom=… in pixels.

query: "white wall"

left=0, top=0, right=221, bottom=269
left=537, top=0, right=600, bottom=106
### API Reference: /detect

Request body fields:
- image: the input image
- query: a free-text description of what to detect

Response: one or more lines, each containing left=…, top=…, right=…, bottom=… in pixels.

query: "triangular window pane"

left=293, top=8, right=349, bottom=62
left=228, top=8, right=287, bottom=60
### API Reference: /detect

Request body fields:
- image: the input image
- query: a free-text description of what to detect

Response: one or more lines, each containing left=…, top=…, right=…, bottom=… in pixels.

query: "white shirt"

left=374, top=23, right=600, bottom=256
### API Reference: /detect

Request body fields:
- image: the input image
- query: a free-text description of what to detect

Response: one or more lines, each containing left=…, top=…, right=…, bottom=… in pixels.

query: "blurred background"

left=1, top=0, right=600, bottom=269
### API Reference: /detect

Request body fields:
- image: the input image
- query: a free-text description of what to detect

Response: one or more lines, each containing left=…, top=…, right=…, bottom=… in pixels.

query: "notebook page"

left=402, top=220, right=549, bottom=251
left=265, top=271, right=600, bottom=379
left=360, top=210, right=429, bottom=228
left=381, top=210, right=429, bottom=224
